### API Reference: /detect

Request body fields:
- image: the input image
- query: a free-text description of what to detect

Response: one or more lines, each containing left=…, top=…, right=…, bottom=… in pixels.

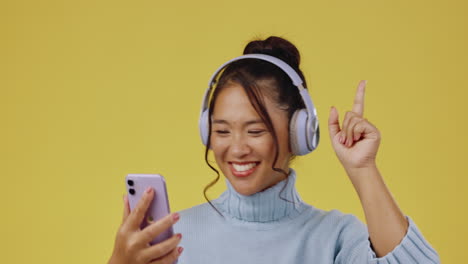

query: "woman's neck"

left=213, top=168, right=305, bottom=223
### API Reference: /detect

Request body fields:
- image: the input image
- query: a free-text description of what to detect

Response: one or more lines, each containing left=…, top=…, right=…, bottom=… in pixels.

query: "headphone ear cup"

left=199, top=109, right=209, bottom=146
left=310, top=117, right=320, bottom=151
left=289, top=109, right=311, bottom=156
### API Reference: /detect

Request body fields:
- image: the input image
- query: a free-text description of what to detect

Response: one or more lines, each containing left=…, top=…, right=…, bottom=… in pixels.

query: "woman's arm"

left=345, top=165, right=408, bottom=257
left=328, top=80, right=410, bottom=257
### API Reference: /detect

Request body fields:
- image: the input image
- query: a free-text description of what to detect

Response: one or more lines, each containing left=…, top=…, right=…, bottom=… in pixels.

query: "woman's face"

left=210, top=83, right=292, bottom=196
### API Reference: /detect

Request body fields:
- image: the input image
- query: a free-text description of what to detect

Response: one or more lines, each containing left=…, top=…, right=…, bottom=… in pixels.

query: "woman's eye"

left=215, top=130, right=229, bottom=134
left=248, top=130, right=266, bottom=135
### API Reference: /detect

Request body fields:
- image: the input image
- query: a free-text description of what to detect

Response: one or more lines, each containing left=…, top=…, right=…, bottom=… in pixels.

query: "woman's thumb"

left=122, top=194, right=130, bottom=224
left=328, top=106, right=341, bottom=139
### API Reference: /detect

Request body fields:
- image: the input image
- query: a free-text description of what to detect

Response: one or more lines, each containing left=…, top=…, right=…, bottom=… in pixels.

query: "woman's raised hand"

left=108, top=188, right=183, bottom=264
left=328, top=80, right=381, bottom=175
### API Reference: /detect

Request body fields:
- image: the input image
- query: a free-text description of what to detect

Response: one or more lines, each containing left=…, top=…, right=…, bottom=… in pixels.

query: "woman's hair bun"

left=243, top=36, right=301, bottom=69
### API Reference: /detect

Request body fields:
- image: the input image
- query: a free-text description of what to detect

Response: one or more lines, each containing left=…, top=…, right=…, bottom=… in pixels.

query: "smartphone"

left=125, top=174, right=174, bottom=245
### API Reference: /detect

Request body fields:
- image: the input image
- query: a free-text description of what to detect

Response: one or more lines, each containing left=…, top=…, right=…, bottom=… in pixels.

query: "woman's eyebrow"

left=212, top=119, right=264, bottom=125
left=244, top=119, right=264, bottom=125
left=212, top=119, right=229, bottom=125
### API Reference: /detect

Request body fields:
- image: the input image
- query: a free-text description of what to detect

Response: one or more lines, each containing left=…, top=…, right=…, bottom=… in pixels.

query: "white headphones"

left=199, top=54, right=319, bottom=156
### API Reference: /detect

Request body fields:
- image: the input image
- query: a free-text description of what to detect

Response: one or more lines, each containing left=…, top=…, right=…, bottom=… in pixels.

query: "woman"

left=108, top=37, right=440, bottom=264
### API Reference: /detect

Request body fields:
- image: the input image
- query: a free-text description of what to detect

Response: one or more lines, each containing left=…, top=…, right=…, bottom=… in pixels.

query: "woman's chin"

left=226, top=178, right=259, bottom=196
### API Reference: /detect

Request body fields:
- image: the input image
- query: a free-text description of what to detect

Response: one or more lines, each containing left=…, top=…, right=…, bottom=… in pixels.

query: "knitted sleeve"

left=334, top=215, right=440, bottom=264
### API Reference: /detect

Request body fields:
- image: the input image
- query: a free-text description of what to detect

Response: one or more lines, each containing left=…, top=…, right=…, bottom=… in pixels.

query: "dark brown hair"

left=203, top=36, right=308, bottom=216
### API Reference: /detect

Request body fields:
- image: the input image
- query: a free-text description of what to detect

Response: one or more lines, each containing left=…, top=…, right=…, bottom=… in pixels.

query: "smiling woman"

left=202, top=37, right=311, bottom=201
left=107, top=36, right=440, bottom=264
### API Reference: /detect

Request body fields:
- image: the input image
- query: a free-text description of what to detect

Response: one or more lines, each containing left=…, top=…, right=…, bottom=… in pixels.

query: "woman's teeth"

left=232, top=162, right=258, bottom=172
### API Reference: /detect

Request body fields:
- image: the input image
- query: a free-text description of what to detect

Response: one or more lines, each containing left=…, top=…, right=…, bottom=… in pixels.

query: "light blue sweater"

left=173, top=169, right=440, bottom=263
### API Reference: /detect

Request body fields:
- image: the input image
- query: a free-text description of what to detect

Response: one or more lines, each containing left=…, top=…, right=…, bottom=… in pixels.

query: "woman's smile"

left=229, top=162, right=261, bottom=177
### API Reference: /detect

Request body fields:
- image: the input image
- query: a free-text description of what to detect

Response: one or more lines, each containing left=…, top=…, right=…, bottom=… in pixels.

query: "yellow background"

left=1, top=0, right=466, bottom=263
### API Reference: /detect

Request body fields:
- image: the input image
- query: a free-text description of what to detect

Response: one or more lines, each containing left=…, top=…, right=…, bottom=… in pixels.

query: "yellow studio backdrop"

left=1, top=0, right=466, bottom=263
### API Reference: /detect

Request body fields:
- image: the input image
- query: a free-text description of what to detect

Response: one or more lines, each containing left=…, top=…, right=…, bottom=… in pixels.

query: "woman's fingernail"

left=145, top=187, right=152, bottom=194
left=173, top=212, right=180, bottom=221
left=178, top=246, right=184, bottom=254
left=176, top=233, right=182, bottom=239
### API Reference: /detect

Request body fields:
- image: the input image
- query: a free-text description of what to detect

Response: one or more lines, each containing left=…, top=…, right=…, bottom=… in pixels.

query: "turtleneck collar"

left=213, top=168, right=305, bottom=223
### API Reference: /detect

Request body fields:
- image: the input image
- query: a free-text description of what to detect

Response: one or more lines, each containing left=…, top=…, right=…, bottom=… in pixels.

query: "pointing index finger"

left=352, top=80, right=366, bottom=116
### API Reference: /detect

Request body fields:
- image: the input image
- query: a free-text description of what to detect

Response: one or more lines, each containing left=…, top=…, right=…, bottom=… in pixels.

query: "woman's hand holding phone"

left=108, top=188, right=183, bottom=264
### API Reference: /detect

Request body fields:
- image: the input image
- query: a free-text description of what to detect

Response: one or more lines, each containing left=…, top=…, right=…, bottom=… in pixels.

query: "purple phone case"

left=125, top=174, right=174, bottom=245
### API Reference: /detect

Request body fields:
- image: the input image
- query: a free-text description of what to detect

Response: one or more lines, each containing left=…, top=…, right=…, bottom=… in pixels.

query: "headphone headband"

left=202, top=54, right=316, bottom=116
left=207, top=54, right=304, bottom=87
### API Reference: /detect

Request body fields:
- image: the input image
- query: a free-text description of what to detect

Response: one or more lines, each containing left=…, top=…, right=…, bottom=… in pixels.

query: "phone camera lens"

left=127, top=180, right=134, bottom=186
left=129, top=188, right=135, bottom=195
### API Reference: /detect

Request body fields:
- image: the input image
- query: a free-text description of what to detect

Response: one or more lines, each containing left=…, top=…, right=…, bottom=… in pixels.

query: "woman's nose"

left=230, top=135, right=251, bottom=157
